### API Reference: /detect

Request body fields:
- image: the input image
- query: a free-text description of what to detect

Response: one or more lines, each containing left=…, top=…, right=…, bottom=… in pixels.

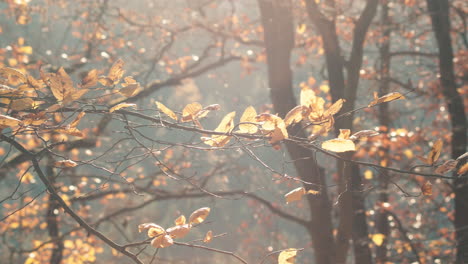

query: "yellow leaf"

left=307, top=189, right=320, bottom=195
left=338, top=129, right=351, bottom=139
left=156, top=101, right=178, bottom=121
left=203, top=230, right=213, bottom=243
left=322, top=139, right=356, bottom=152
left=151, top=234, right=173, bottom=248
left=166, top=224, right=191, bottom=239
left=109, top=103, right=136, bottom=113
left=202, top=112, right=235, bottom=147
left=181, top=102, right=203, bottom=122
left=238, top=106, right=258, bottom=134
left=371, top=233, right=386, bottom=246
left=0, top=114, right=22, bottom=127
left=11, top=98, right=35, bottom=111
left=278, top=248, right=297, bottom=264
left=138, top=223, right=166, bottom=237
left=54, top=160, right=78, bottom=168
left=368, top=92, right=405, bottom=107
left=189, top=207, right=211, bottom=225
left=364, top=170, right=373, bottom=180
left=284, top=187, right=305, bottom=203
left=174, top=215, right=186, bottom=226
left=69, top=112, right=86, bottom=128
left=284, top=105, right=306, bottom=127
left=421, top=181, right=432, bottom=196
left=18, top=46, right=33, bottom=54
left=427, top=139, right=443, bottom=165
left=324, top=99, right=345, bottom=117
left=458, top=162, right=468, bottom=176
left=297, top=23, right=306, bottom=34
left=300, top=87, right=315, bottom=108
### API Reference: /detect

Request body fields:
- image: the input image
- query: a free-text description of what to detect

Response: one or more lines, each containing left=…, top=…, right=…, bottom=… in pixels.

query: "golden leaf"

left=54, top=160, right=78, bottom=168
left=203, top=230, right=213, bottom=243
left=11, top=98, right=35, bottom=111
left=427, top=139, right=443, bottom=165
left=202, top=112, right=235, bottom=147
left=107, top=59, right=125, bottom=85
left=0, top=67, right=27, bottom=83
left=238, top=106, right=258, bottom=134
left=69, top=112, right=86, bottom=128
left=307, top=189, right=320, bottom=195
left=368, top=92, right=405, bottom=107
left=138, top=223, right=165, bottom=237
left=278, top=248, right=297, bottom=264
left=371, top=233, right=386, bottom=246
left=338, top=129, right=351, bottom=139
left=364, top=170, right=373, bottom=180
left=81, top=69, right=98, bottom=89
left=109, top=103, right=136, bottom=113
left=324, top=99, right=345, bottom=117
left=322, top=139, right=356, bottom=153
left=27, top=75, right=43, bottom=89
left=47, top=68, right=75, bottom=101
left=55, top=127, right=84, bottom=137
left=189, top=207, right=210, bottom=225
left=151, top=234, right=173, bottom=248
left=300, top=87, right=315, bottom=107
left=284, top=105, right=306, bottom=127
left=0, top=115, right=22, bottom=127
left=174, top=215, right=186, bottom=226
left=269, top=126, right=288, bottom=146
left=435, top=160, right=458, bottom=174
left=421, top=181, right=433, bottom=196
left=297, top=23, right=306, bottom=34
left=181, top=102, right=203, bottom=122
left=285, top=187, right=305, bottom=203
left=458, top=162, right=468, bottom=176
left=119, top=83, right=141, bottom=97
left=156, top=101, right=178, bottom=121
left=166, top=224, right=191, bottom=239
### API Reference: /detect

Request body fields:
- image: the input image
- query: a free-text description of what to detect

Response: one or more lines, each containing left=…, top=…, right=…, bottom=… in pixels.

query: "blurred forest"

left=0, top=0, right=466, bottom=263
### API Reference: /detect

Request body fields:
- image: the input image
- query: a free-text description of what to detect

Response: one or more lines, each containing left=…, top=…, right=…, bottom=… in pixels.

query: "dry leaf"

left=166, top=224, right=191, bottom=239
left=54, top=160, right=77, bottom=168
left=109, top=103, right=136, bottom=113
left=285, top=187, right=305, bottom=203
left=189, top=207, right=210, bottom=225
left=202, top=112, right=235, bottom=147
left=371, top=233, right=386, bottom=246
left=278, top=248, right=297, bottom=264
left=324, top=99, right=345, bottom=117
left=350, top=130, right=379, bottom=140
left=0, top=67, right=27, bottom=83
left=55, top=127, right=84, bottom=137
left=156, top=101, right=178, bottom=121
left=151, top=234, right=173, bottom=248
left=421, top=181, right=433, bottom=196
left=322, top=139, right=356, bottom=153
left=70, top=112, right=86, bottom=128
left=107, top=59, right=125, bottom=85
left=119, top=83, right=141, bottom=97
left=368, top=92, right=405, bottom=107
left=435, top=159, right=458, bottom=174
left=182, top=102, right=203, bottom=122
left=300, top=87, right=315, bottom=107
left=203, top=231, right=213, bottom=243
left=11, top=98, right=35, bottom=111
left=427, top=139, right=443, bottom=165
left=458, top=162, right=468, bottom=176
left=284, top=105, right=306, bottom=127
left=138, top=223, right=166, bottom=237
left=0, top=115, right=22, bottom=127
left=81, top=69, right=98, bottom=89
left=338, top=129, right=351, bottom=139
left=238, top=106, right=258, bottom=134
left=174, top=215, right=186, bottom=226
left=307, top=189, right=320, bottom=195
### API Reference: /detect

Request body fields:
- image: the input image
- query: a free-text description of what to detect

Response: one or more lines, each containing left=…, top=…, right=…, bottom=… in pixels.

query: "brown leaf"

left=151, top=234, right=173, bottom=248
left=0, top=115, right=22, bottom=127
left=0, top=67, right=27, bottom=83
left=174, top=215, right=186, bottom=226
left=338, top=129, right=351, bottom=139
left=69, top=112, right=86, bottom=128
left=434, top=159, right=458, bottom=174
left=427, top=139, right=443, bottom=165
left=421, top=181, right=432, bottom=196
left=202, top=112, right=235, bottom=147
left=55, top=127, right=84, bottom=137
left=458, top=162, right=468, bottom=176
left=118, top=83, right=141, bottom=97
left=284, top=187, right=305, bottom=203
left=81, top=69, right=98, bottom=89
left=300, top=87, right=315, bottom=107
left=11, top=98, right=35, bottom=111
left=107, top=59, right=125, bottom=85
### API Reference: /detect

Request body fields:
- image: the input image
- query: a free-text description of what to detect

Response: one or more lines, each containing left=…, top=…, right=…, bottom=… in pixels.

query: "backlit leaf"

left=81, top=69, right=98, bottom=89
left=138, top=223, right=165, bottom=238
left=203, top=230, right=213, bottom=243
left=107, top=59, right=125, bottom=85
left=70, top=112, right=86, bottom=128
left=166, top=224, right=191, bottom=239
left=182, top=102, right=203, bottom=122
left=368, top=92, right=405, bottom=107
left=350, top=130, right=379, bottom=140
left=54, top=160, right=77, bottom=168
left=0, top=67, right=27, bottom=83
left=278, top=248, right=297, bottom=264
left=0, top=115, right=22, bottom=127
left=109, top=103, right=136, bottom=113
left=284, top=105, right=306, bottom=127
left=11, top=98, right=35, bottom=111
left=189, top=207, right=210, bottom=225
left=338, top=129, right=351, bottom=139
left=300, top=87, right=315, bottom=107
left=285, top=187, right=305, bottom=203
left=322, top=139, right=356, bottom=152
left=427, top=139, right=443, bottom=165
left=202, top=112, right=235, bottom=147
left=457, top=162, right=468, bottom=176
left=324, top=99, right=345, bottom=117
left=119, top=83, right=141, bottom=97
left=174, top=215, right=186, bottom=226
left=371, top=233, right=386, bottom=246
left=238, top=106, right=258, bottom=134
left=151, top=234, right=173, bottom=248
left=156, top=101, right=178, bottom=121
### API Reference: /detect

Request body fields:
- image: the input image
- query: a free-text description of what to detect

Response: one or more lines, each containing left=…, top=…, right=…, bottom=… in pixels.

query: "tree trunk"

left=426, top=1, right=468, bottom=263
left=258, top=1, right=336, bottom=263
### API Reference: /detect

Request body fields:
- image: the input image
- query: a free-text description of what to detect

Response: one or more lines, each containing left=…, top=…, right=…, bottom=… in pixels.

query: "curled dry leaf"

left=203, top=230, right=213, bottom=243
left=203, top=104, right=221, bottom=111
left=371, top=233, right=386, bottom=246
left=174, top=215, right=186, bottom=226
left=181, top=102, right=203, bottom=122
left=0, top=115, right=22, bottom=127
left=300, top=87, right=315, bottom=107
left=278, top=248, right=298, bottom=264
left=368, top=92, right=405, bottom=107
left=99, top=59, right=125, bottom=86
left=189, top=207, right=211, bottom=225
left=54, top=160, right=77, bottom=168
left=284, top=187, right=305, bottom=203
left=307, top=189, right=320, bottom=195
left=421, top=181, right=433, bottom=196
left=166, top=224, right=191, bottom=239
left=109, top=103, right=136, bottom=113
left=322, top=139, right=356, bottom=153
left=435, top=159, right=458, bottom=174
left=456, top=152, right=468, bottom=161
left=238, top=106, right=258, bottom=134
left=156, top=101, right=178, bottom=121
left=151, top=234, right=174, bottom=248
left=350, top=130, right=379, bottom=140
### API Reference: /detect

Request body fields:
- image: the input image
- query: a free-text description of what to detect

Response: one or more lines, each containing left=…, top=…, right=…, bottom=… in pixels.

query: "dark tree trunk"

left=426, top=1, right=468, bottom=263
left=258, top=1, right=336, bottom=263
left=46, top=164, right=64, bottom=264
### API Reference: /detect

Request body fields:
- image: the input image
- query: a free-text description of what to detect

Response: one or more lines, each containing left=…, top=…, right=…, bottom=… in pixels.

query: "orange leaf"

left=427, top=139, right=443, bottom=165
left=203, top=230, right=213, bottom=243
left=174, top=215, right=186, bottom=226
left=285, top=187, right=305, bottom=203
left=457, top=162, right=468, bottom=176
left=324, top=99, right=345, bottom=117
left=181, top=102, right=203, bottom=122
